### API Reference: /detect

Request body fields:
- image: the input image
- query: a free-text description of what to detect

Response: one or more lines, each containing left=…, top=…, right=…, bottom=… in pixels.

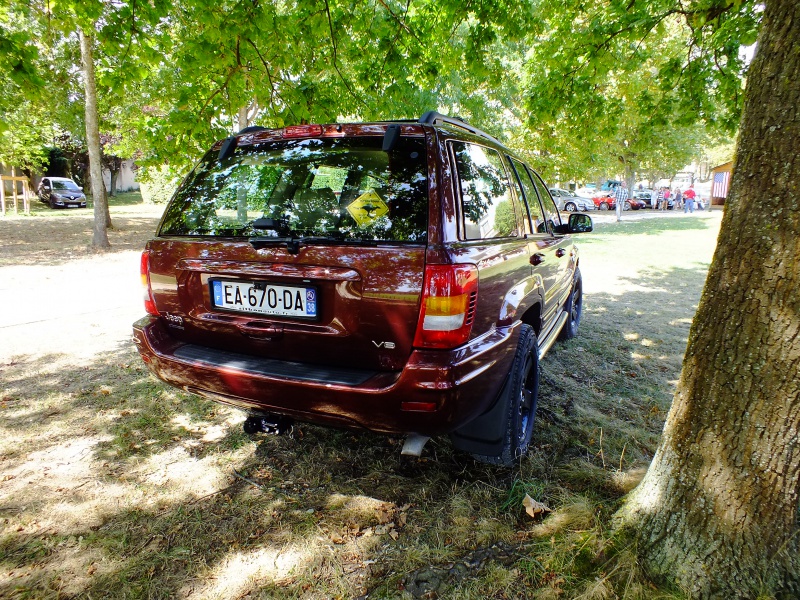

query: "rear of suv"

left=133, top=111, right=592, bottom=466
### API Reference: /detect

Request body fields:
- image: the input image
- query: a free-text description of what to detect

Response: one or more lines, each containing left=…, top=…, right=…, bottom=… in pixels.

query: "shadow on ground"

left=0, top=262, right=711, bottom=599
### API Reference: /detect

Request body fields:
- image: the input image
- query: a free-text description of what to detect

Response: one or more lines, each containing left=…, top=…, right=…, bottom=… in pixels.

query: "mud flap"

left=448, top=373, right=511, bottom=457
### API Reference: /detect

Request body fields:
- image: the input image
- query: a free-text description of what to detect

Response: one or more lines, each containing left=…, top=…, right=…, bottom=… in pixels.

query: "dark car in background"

left=37, top=177, right=87, bottom=208
left=133, top=111, right=593, bottom=466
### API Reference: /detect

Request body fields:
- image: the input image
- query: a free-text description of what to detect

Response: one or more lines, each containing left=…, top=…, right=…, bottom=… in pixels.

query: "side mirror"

left=553, top=213, right=593, bottom=234
left=568, top=213, right=593, bottom=233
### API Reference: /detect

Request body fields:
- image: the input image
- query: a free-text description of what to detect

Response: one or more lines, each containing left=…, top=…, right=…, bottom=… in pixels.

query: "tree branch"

left=323, top=0, right=367, bottom=109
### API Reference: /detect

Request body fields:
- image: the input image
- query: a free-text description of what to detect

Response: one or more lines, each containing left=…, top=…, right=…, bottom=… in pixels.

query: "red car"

left=133, top=112, right=593, bottom=465
left=593, top=191, right=644, bottom=211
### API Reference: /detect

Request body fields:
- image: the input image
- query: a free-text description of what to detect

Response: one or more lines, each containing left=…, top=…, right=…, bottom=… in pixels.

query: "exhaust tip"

left=401, top=434, right=430, bottom=457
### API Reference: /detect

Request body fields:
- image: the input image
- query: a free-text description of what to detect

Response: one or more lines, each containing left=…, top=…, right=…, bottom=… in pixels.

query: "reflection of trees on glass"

left=493, top=200, right=516, bottom=236
left=511, top=158, right=546, bottom=234
left=452, top=142, right=515, bottom=239
left=159, top=137, right=428, bottom=242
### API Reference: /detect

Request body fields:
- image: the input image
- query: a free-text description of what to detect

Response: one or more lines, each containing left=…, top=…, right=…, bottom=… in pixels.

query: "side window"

left=528, top=168, right=562, bottom=232
left=451, top=142, right=519, bottom=240
left=510, top=159, right=546, bottom=234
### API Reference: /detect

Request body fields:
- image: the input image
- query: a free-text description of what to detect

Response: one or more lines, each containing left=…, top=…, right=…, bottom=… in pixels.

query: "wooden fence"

left=1, top=170, right=32, bottom=215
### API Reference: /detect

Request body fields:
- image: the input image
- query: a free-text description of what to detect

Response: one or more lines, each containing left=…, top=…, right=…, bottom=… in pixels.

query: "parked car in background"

left=549, top=188, right=596, bottom=212
left=133, top=111, right=594, bottom=467
left=626, top=196, right=647, bottom=210
left=599, top=179, right=622, bottom=192
left=37, top=177, right=87, bottom=208
left=592, top=193, right=615, bottom=210
left=591, top=191, right=644, bottom=211
left=633, top=189, right=655, bottom=208
left=575, top=186, right=597, bottom=198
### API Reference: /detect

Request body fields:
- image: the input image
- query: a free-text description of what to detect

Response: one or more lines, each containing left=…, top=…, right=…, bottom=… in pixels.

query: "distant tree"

left=521, top=0, right=758, bottom=183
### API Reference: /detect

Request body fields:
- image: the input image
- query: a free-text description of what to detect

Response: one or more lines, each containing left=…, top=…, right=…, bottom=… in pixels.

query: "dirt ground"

left=0, top=202, right=165, bottom=360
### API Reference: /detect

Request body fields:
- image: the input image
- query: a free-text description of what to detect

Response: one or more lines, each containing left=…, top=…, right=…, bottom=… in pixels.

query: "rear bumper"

left=132, top=316, right=519, bottom=436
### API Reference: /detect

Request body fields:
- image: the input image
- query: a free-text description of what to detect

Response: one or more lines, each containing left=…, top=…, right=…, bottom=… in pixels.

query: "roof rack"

left=418, top=111, right=503, bottom=146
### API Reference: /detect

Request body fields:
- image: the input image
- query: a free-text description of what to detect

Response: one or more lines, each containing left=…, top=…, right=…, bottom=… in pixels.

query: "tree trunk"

left=109, top=165, right=118, bottom=197
left=79, top=27, right=111, bottom=249
left=617, top=0, right=800, bottom=597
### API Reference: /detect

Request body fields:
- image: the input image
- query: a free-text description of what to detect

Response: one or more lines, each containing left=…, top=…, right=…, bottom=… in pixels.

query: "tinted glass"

left=528, top=168, right=562, bottom=232
left=510, top=159, right=546, bottom=234
left=160, top=136, right=428, bottom=242
left=52, top=180, right=80, bottom=191
left=451, top=142, right=518, bottom=240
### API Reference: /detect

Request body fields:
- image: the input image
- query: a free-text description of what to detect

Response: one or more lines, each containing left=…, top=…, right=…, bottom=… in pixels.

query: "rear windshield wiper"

left=248, top=233, right=379, bottom=253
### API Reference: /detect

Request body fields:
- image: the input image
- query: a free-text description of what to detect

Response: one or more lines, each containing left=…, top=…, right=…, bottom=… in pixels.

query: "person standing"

left=662, top=187, right=671, bottom=210
left=613, top=181, right=628, bottom=222
left=650, top=187, right=658, bottom=209
left=674, top=188, right=683, bottom=210
left=683, top=184, right=696, bottom=213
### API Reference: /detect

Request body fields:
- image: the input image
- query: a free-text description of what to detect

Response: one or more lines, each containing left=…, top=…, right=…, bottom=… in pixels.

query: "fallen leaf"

left=330, top=531, right=344, bottom=544
left=523, top=494, right=551, bottom=518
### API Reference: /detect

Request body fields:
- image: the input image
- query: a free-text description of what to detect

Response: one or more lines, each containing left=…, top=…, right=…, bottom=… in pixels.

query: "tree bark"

left=617, top=1, right=800, bottom=597
left=79, top=27, right=111, bottom=249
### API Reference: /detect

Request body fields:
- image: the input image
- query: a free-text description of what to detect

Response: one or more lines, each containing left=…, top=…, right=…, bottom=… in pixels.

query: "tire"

left=565, top=202, right=577, bottom=212
left=558, top=268, right=583, bottom=341
left=471, top=325, right=539, bottom=467
left=624, top=201, right=631, bottom=211
left=599, top=202, right=609, bottom=211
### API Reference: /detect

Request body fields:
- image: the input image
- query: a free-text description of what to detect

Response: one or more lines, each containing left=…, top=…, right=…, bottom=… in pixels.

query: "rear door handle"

left=556, top=248, right=566, bottom=258
left=531, top=253, right=545, bottom=266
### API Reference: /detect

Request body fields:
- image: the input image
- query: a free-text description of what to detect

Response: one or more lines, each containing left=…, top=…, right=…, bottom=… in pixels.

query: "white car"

left=574, top=186, right=598, bottom=199
left=549, top=188, right=596, bottom=212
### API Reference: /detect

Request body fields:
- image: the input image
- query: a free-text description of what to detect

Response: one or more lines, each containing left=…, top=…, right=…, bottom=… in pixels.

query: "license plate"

left=211, top=280, right=317, bottom=318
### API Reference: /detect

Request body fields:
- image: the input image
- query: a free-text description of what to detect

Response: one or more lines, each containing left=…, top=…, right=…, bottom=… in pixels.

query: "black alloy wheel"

left=558, top=268, right=583, bottom=341
left=471, top=324, right=539, bottom=467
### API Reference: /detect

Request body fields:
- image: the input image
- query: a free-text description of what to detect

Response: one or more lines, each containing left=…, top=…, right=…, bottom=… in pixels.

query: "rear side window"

left=451, top=142, right=519, bottom=240
left=510, top=159, right=546, bottom=234
left=159, top=136, right=428, bottom=243
left=528, top=168, right=562, bottom=232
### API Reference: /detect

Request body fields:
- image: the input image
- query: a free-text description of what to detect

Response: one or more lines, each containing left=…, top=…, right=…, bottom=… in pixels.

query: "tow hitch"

left=243, top=414, right=294, bottom=435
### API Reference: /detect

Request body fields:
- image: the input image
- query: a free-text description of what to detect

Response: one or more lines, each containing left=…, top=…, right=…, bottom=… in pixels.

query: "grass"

left=0, top=206, right=723, bottom=599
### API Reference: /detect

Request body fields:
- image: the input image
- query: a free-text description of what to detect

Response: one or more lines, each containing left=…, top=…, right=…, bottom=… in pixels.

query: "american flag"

left=713, top=171, right=731, bottom=198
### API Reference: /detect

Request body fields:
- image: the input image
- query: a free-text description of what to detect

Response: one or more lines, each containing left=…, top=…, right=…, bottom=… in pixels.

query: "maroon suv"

left=133, top=112, right=592, bottom=466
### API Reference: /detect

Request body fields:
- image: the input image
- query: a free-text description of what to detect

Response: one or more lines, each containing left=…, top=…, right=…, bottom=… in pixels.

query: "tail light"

left=413, top=264, right=478, bottom=349
left=140, top=250, right=159, bottom=316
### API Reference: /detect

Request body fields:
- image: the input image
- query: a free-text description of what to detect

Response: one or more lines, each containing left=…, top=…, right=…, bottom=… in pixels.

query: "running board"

left=538, top=311, right=568, bottom=360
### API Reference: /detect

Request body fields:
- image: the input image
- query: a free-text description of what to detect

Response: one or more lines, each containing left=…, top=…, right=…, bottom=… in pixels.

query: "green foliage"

left=493, top=200, right=516, bottom=236
left=521, top=0, right=759, bottom=182
left=0, top=0, right=756, bottom=192
left=137, top=165, right=182, bottom=205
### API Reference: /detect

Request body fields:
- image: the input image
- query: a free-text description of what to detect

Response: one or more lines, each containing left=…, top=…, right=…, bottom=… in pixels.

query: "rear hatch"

left=147, top=126, right=430, bottom=372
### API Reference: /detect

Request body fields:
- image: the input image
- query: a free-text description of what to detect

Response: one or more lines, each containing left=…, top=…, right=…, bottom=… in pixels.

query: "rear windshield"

left=159, top=136, right=428, bottom=243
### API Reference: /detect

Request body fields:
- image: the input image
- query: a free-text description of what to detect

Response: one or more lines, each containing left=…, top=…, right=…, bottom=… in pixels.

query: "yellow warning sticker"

left=347, top=190, right=389, bottom=227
